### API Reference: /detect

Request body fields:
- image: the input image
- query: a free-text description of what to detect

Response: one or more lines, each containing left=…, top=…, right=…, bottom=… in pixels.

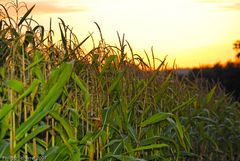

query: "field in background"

left=187, top=62, right=240, bottom=101
left=0, top=1, right=240, bottom=161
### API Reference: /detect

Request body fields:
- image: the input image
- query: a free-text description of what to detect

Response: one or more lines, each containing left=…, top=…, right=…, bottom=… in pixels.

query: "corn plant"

left=0, top=1, right=240, bottom=161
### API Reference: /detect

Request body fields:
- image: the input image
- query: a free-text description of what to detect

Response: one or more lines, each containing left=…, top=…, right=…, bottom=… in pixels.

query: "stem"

left=22, top=39, right=28, bottom=160
left=9, top=111, right=13, bottom=156
left=51, top=118, right=55, bottom=147
left=33, top=137, right=38, bottom=159
left=74, top=83, right=78, bottom=139
left=45, top=116, right=49, bottom=151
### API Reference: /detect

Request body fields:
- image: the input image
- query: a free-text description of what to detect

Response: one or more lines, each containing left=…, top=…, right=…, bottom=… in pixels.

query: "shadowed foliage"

left=189, top=62, right=240, bottom=101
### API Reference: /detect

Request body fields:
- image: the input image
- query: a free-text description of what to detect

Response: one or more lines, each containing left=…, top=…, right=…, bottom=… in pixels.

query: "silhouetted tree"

left=233, top=40, right=240, bottom=59
left=237, top=53, right=240, bottom=59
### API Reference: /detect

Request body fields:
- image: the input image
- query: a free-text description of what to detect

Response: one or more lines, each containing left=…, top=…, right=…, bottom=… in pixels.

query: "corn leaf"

left=109, top=70, right=126, bottom=93
left=0, top=104, right=13, bottom=120
left=14, top=125, right=50, bottom=153
left=72, top=73, right=90, bottom=109
left=14, top=79, right=40, bottom=104
left=133, top=143, right=168, bottom=151
left=0, top=110, right=11, bottom=140
left=18, top=5, right=35, bottom=27
left=16, top=109, right=49, bottom=141
left=16, top=62, right=73, bottom=140
left=5, top=79, right=24, bottom=94
left=205, top=85, right=217, bottom=105
left=141, top=112, right=172, bottom=127
left=49, top=111, right=74, bottom=139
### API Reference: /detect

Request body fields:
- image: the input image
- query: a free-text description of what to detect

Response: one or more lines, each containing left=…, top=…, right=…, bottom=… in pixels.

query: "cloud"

left=196, top=0, right=238, bottom=3
left=0, top=1, right=88, bottom=14
left=221, top=3, right=240, bottom=11
left=196, top=0, right=240, bottom=11
left=197, top=0, right=224, bottom=3
left=30, top=2, right=87, bottom=14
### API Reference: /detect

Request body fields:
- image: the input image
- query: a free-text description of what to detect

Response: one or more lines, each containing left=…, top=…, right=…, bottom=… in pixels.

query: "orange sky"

left=2, top=0, right=240, bottom=68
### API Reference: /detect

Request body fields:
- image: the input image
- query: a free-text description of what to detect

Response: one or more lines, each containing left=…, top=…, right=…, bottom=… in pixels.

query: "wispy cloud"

left=1, top=0, right=88, bottom=14
left=29, top=2, right=87, bottom=14
left=197, top=0, right=238, bottom=3
left=197, top=0, right=224, bottom=3
left=221, top=3, right=240, bottom=11
left=196, top=0, right=240, bottom=11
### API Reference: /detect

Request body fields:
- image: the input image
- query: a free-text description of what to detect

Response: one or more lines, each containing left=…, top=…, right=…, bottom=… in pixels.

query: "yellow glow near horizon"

left=3, top=0, right=240, bottom=68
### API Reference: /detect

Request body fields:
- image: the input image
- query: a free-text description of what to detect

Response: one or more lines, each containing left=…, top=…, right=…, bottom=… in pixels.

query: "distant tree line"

left=187, top=62, right=240, bottom=100
left=188, top=39, right=240, bottom=101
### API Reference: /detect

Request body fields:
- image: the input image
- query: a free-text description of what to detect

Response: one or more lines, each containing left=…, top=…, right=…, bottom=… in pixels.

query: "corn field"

left=0, top=1, right=240, bottom=161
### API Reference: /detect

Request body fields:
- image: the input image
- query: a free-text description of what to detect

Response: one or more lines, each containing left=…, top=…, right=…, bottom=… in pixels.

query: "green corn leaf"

left=15, top=79, right=40, bottom=104
left=128, top=125, right=137, bottom=143
left=101, top=107, right=110, bottom=130
left=27, top=143, right=46, bottom=156
left=133, top=143, right=168, bottom=151
left=100, top=55, right=117, bottom=75
left=25, top=51, right=44, bottom=71
left=124, top=142, right=134, bottom=156
left=44, top=145, right=70, bottom=161
left=5, top=79, right=24, bottom=94
left=112, top=155, right=146, bottom=161
left=173, top=116, right=186, bottom=150
left=140, top=136, right=180, bottom=158
left=171, top=97, right=196, bottom=113
left=112, top=140, right=123, bottom=155
left=200, top=131, right=220, bottom=152
left=43, top=146, right=59, bottom=160
left=0, top=104, right=13, bottom=120
left=32, top=66, right=45, bottom=83
left=0, top=140, right=9, bottom=157
left=179, top=151, right=200, bottom=159
left=35, top=62, right=73, bottom=113
left=0, top=109, right=11, bottom=140
left=108, top=69, right=126, bottom=93
left=205, top=85, right=217, bottom=105
left=140, top=136, right=162, bottom=146
left=167, top=117, right=191, bottom=151
left=140, top=112, right=172, bottom=127
left=16, top=109, right=49, bottom=141
left=97, top=154, right=146, bottom=161
left=102, top=139, right=122, bottom=149
left=49, top=111, right=74, bottom=139
left=87, top=141, right=94, bottom=161
left=129, top=59, right=167, bottom=109
left=155, top=73, right=172, bottom=102
left=53, top=126, right=80, bottom=161
left=44, top=68, right=61, bottom=92
left=36, top=138, right=48, bottom=149
left=72, top=73, right=90, bottom=109
left=26, top=57, right=44, bottom=70
left=0, top=67, right=6, bottom=79
left=193, top=116, right=216, bottom=124
left=67, top=108, right=80, bottom=127
left=16, top=62, right=73, bottom=140
left=14, top=125, right=50, bottom=153
left=173, top=116, right=184, bottom=142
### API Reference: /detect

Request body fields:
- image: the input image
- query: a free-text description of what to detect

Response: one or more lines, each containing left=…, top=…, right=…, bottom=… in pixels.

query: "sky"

left=2, top=0, right=240, bottom=68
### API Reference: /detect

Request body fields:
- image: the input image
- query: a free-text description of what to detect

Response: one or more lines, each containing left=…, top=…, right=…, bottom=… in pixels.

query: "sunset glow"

left=3, top=0, right=240, bottom=68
